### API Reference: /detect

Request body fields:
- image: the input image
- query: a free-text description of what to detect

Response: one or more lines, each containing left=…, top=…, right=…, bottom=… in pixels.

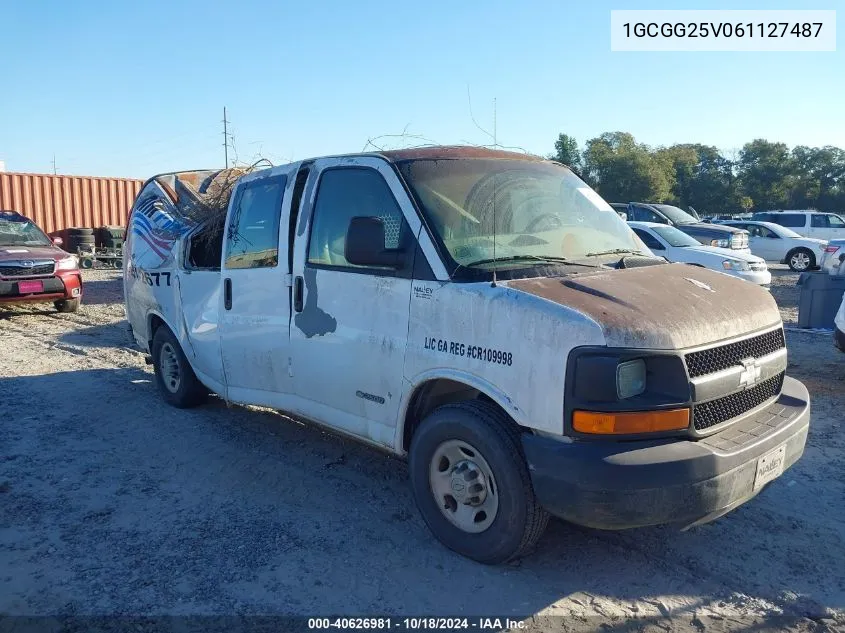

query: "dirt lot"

left=1, top=267, right=843, bottom=632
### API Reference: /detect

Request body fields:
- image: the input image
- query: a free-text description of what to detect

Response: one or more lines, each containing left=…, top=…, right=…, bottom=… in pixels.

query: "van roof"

left=376, top=145, right=545, bottom=162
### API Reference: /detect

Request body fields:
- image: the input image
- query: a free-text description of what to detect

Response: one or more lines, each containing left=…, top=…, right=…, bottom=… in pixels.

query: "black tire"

left=151, top=326, right=207, bottom=408
left=67, top=235, right=95, bottom=248
left=787, top=248, right=815, bottom=272
left=409, top=400, right=549, bottom=564
left=96, top=227, right=123, bottom=247
left=67, top=227, right=94, bottom=236
left=54, top=298, right=80, bottom=313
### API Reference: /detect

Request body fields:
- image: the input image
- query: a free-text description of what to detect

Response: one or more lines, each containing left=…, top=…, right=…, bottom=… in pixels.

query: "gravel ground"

left=1, top=267, right=843, bottom=632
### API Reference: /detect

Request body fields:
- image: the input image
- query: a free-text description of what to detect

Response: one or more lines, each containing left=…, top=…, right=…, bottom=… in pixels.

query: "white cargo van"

left=124, top=147, right=811, bottom=563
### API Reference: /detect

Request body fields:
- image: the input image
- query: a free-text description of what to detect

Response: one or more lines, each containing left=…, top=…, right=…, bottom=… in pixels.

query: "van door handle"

left=293, top=275, right=304, bottom=312
left=224, top=278, right=232, bottom=310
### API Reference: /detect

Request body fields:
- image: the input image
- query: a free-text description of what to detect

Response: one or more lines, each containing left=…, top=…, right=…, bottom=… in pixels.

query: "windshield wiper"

left=584, top=248, right=646, bottom=258
left=462, top=255, right=596, bottom=268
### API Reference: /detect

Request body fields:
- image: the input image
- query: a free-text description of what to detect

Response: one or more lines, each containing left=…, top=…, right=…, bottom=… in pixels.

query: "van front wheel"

left=409, top=401, right=549, bottom=564
left=151, top=327, right=207, bottom=408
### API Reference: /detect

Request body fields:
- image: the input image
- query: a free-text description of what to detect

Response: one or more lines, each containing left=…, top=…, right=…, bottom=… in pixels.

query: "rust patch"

left=379, top=146, right=545, bottom=163
left=507, top=264, right=781, bottom=350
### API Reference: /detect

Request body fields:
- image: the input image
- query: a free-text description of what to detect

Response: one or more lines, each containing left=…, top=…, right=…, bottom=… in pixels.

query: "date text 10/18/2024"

left=308, top=618, right=526, bottom=630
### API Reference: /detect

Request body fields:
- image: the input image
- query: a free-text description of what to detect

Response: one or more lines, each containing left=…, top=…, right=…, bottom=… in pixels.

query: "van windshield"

left=396, top=159, right=644, bottom=270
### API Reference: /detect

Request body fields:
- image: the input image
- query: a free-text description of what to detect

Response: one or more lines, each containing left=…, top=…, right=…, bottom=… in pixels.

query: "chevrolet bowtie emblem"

left=738, top=357, right=762, bottom=389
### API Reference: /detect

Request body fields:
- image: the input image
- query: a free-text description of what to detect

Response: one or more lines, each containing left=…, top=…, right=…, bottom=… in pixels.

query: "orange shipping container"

left=0, top=171, right=143, bottom=236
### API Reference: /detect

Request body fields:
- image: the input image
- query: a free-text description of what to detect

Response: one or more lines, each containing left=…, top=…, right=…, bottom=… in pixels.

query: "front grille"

left=0, top=262, right=55, bottom=277
left=731, top=233, right=749, bottom=249
left=685, top=328, right=785, bottom=378
left=693, top=372, right=784, bottom=431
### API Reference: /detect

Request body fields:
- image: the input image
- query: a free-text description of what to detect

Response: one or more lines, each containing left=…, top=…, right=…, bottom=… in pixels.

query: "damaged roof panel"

left=378, top=146, right=546, bottom=163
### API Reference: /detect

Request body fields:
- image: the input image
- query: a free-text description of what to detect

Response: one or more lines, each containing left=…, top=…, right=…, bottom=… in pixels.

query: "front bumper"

left=730, top=269, right=771, bottom=286
left=523, top=376, right=810, bottom=530
left=0, top=271, right=82, bottom=304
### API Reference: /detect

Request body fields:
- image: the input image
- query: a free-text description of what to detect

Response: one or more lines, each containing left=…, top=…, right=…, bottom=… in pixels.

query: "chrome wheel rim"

left=429, top=440, right=499, bottom=533
left=791, top=252, right=810, bottom=270
left=159, top=342, right=181, bottom=393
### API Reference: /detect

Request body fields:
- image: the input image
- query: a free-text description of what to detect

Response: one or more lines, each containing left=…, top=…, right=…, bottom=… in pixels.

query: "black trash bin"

left=797, top=271, right=845, bottom=329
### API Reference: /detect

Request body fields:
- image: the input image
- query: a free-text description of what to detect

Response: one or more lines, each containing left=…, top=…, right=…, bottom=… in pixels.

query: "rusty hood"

left=505, top=263, right=781, bottom=350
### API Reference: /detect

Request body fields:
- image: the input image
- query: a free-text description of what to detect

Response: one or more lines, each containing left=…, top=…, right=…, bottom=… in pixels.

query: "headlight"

left=55, top=256, right=78, bottom=271
left=616, top=359, right=646, bottom=399
left=722, top=259, right=750, bottom=271
left=710, top=238, right=730, bottom=248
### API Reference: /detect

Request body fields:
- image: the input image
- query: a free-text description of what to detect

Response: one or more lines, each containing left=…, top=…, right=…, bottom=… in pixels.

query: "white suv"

left=753, top=210, right=845, bottom=241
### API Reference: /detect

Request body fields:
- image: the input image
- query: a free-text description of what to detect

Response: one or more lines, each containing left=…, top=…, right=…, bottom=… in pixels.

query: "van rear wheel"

left=151, top=327, right=207, bottom=408
left=409, top=401, right=549, bottom=564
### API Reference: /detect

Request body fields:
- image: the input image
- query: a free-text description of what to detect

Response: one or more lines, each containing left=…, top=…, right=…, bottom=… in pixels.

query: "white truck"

left=124, top=147, right=811, bottom=564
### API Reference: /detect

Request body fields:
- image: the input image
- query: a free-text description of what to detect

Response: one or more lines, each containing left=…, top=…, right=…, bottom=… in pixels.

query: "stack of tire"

left=65, top=227, right=96, bottom=254
left=97, top=226, right=124, bottom=249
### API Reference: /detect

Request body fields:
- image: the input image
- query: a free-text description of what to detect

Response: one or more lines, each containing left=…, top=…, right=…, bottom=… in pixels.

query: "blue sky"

left=1, top=0, right=841, bottom=179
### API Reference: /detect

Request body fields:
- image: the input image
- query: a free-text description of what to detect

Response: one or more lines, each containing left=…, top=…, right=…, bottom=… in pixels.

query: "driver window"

left=307, top=168, right=409, bottom=270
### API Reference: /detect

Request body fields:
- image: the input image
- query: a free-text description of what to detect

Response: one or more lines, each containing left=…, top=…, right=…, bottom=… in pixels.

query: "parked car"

left=720, top=220, right=827, bottom=272
left=835, top=292, right=845, bottom=352
left=610, top=202, right=750, bottom=252
left=0, top=210, right=82, bottom=312
left=752, top=210, right=845, bottom=241
left=125, top=148, right=810, bottom=564
left=628, top=221, right=771, bottom=286
left=820, top=239, right=845, bottom=275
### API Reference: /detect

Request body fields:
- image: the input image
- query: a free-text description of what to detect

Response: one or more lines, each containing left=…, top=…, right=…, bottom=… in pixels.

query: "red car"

left=0, top=210, right=83, bottom=312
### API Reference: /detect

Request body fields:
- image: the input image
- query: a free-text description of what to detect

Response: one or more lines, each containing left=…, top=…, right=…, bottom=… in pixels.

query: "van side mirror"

left=345, top=216, right=405, bottom=268
left=52, top=236, right=63, bottom=246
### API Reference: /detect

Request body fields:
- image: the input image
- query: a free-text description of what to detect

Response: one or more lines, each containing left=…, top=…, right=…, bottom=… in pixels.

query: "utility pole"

left=222, top=107, right=230, bottom=168
left=493, top=98, right=497, bottom=148
left=51, top=155, right=57, bottom=175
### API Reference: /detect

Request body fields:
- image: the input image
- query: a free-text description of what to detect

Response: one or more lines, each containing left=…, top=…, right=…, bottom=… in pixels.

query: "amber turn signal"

left=572, top=408, right=690, bottom=434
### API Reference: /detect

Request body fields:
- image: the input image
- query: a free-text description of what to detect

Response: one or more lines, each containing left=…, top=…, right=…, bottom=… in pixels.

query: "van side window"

left=187, top=223, right=224, bottom=270
left=307, top=168, right=408, bottom=270
left=224, top=176, right=287, bottom=270
left=775, top=213, right=806, bottom=228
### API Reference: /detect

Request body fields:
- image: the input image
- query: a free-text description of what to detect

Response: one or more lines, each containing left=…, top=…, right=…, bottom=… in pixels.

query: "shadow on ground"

left=1, top=368, right=842, bottom=629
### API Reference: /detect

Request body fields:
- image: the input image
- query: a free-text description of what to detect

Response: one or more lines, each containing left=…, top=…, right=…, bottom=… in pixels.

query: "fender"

left=396, top=367, right=531, bottom=454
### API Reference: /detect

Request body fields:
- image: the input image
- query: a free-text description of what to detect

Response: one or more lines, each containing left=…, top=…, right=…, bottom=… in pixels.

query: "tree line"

left=551, top=132, right=845, bottom=217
